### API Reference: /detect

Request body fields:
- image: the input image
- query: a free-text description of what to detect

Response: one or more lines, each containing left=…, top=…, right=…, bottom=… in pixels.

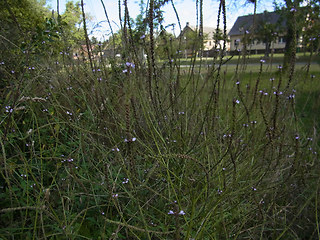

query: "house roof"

left=228, top=11, right=286, bottom=36
left=178, top=22, right=223, bottom=40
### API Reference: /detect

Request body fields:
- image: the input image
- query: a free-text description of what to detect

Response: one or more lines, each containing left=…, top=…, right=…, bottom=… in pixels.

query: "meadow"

left=1, top=2, right=320, bottom=240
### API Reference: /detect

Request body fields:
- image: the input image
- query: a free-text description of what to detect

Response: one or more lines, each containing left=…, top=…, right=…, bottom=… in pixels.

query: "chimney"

left=186, top=22, right=189, bottom=27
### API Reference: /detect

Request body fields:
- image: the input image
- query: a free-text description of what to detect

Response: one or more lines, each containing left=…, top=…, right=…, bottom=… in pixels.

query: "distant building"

left=178, top=22, right=230, bottom=57
left=228, top=11, right=287, bottom=54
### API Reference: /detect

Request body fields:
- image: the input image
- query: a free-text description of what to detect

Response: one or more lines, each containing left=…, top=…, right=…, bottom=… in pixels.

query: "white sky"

left=46, top=0, right=276, bottom=40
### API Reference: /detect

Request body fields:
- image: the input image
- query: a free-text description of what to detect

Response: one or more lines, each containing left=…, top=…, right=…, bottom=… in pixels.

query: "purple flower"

left=168, top=210, right=174, bottom=215
left=122, top=178, right=129, bottom=184
left=290, top=7, right=297, bottom=12
left=5, top=106, right=13, bottom=113
left=178, top=210, right=185, bottom=215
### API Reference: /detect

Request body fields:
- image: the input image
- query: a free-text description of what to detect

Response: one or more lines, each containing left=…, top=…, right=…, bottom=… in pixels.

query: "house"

left=178, top=22, right=230, bottom=57
left=228, top=11, right=287, bottom=54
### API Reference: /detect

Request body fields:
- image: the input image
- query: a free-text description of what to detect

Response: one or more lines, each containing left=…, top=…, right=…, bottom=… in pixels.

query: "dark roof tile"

left=228, top=11, right=286, bottom=36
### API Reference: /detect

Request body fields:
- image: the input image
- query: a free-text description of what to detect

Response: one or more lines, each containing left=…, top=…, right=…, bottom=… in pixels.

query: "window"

left=278, top=37, right=285, bottom=43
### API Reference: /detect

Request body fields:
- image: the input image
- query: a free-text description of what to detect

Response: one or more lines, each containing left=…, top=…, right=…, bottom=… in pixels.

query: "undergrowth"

left=1, top=0, right=320, bottom=239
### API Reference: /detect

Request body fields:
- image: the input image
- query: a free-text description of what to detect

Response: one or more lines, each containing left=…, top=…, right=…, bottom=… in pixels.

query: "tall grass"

left=0, top=0, right=319, bottom=239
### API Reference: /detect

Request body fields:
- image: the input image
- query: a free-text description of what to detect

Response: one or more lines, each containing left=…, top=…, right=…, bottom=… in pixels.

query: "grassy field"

left=169, top=52, right=320, bottom=66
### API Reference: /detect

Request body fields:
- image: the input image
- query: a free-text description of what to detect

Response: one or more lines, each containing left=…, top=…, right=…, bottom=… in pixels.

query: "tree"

left=155, top=28, right=178, bottom=60
left=254, top=12, right=278, bottom=57
left=59, top=1, right=85, bottom=47
left=274, top=0, right=303, bottom=68
left=0, top=0, right=54, bottom=70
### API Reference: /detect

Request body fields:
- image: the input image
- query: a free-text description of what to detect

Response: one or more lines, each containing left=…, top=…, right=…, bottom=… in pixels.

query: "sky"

left=46, top=0, right=276, bottom=40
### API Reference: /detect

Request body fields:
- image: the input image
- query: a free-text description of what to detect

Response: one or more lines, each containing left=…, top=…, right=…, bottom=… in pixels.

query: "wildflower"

left=101, top=211, right=105, bottom=215
left=178, top=111, right=185, bottom=115
left=66, top=111, right=72, bottom=116
left=11, top=70, right=15, bottom=74
left=245, top=30, right=249, bottom=34
left=168, top=210, right=174, bottom=215
left=307, top=137, right=313, bottom=141
left=278, top=65, right=282, bottom=69
left=311, top=75, right=315, bottom=78
left=217, top=189, right=223, bottom=194
left=0, top=61, right=4, bottom=65
left=263, top=92, right=268, bottom=96
left=178, top=210, right=185, bottom=215
left=260, top=59, right=266, bottom=63
left=125, top=62, right=135, bottom=68
left=124, top=137, right=137, bottom=142
left=112, top=148, right=120, bottom=152
left=252, top=187, right=257, bottom=191
left=287, top=94, right=295, bottom=99
left=112, top=193, right=118, bottom=198
left=290, top=7, right=297, bottom=12
left=236, top=81, right=240, bottom=85
left=140, top=34, right=145, bottom=39
left=5, top=106, right=13, bottom=113
left=122, top=178, right=129, bottom=184
left=122, top=69, right=128, bottom=73
left=270, top=77, right=275, bottom=81
left=235, top=99, right=240, bottom=104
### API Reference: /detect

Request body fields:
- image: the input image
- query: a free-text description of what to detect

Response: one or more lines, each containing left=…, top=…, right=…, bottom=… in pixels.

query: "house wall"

left=204, top=39, right=230, bottom=51
left=229, top=35, right=286, bottom=52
